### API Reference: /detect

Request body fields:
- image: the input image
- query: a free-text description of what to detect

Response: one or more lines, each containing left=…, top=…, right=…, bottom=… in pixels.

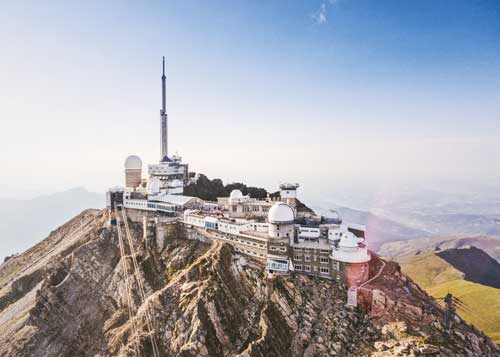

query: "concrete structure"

left=148, top=57, right=189, bottom=194
left=148, top=154, right=189, bottom=194
left=218, top=189, right=278, bottom=219
left=279, top=183, right=299, bottom=207
left=124, top=155, right=142, bottom=188
left=108, top=180, right=372, bottom=288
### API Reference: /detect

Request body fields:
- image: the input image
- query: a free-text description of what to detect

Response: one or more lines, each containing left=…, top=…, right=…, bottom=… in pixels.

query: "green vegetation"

left=397, top=254, right=464, bottom=289
left=184, top=174, right=269, bottom=201
left=397, top=253, right=500, bottom=343
left=428, top=279, right=500, bottom=343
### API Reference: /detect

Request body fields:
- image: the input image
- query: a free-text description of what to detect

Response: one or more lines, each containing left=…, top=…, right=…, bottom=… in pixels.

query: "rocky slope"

left=0, top=210, right=498, bottom=356
left=395, top=248, right=500, bottom=343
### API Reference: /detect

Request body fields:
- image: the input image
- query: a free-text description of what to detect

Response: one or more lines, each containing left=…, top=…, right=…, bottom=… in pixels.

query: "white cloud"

left=311, top=2, right=336, bottom=25
left=312, top=3, right=327, bottom=24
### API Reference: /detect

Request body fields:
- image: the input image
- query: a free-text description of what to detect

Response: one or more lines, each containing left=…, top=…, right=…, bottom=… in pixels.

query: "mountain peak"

left=436, top=246, right=500, bottom=289
left=0, top=209, right=497, bottom=356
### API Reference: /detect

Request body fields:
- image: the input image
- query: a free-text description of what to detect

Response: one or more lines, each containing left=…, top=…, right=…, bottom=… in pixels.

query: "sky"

left=1, top=0, right=500, bottom=205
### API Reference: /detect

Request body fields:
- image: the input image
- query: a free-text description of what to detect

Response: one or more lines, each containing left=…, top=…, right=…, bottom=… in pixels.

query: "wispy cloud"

left=312, top=3, right=328, bottom=24
left=311, top=1, right=338, bottom=25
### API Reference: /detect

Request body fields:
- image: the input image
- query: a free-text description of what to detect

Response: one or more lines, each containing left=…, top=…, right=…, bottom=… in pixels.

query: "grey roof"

left=149, top=194, right=201, bottom=206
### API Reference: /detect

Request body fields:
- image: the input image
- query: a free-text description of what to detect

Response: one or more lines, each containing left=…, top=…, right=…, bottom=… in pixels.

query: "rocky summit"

left=0, top=209, right=498, bottom=356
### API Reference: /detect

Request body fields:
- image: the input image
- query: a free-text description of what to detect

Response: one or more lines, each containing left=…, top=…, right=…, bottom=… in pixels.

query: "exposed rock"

left=0, top=209, right=498, bottom=356
left=417, top=343, right=440, bottom=354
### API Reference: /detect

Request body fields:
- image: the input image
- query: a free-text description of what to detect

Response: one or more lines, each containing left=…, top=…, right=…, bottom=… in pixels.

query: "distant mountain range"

left=377, top=235, right=500, bottom=263
left=395, top=246, right=500, bottom=343
left=2, top=185, right=500, bottom=264
left=0, top=187, right=104, bottom=260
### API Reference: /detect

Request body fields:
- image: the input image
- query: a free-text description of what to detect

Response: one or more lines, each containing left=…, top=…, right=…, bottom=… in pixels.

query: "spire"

left=161, top=56, right=166, bottom=113
left=160, top=56, right=168, bottom=160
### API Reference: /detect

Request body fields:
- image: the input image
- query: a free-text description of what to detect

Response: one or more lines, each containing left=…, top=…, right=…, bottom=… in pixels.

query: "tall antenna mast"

left=160, top=56, right=168, bottom=160
left=161, top=56, right=166, bottom=113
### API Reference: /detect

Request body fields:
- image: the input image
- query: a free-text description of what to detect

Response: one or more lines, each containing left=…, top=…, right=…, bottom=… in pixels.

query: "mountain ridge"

left=395, top=247, right=500, bottom=343
left=0, top=209, right=498, bottom=356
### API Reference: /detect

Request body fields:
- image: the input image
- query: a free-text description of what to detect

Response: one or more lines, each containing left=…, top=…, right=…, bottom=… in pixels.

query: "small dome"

left=339, top=231, right=359, bottom=249
left=229, top=189, right=243, bottom=199
left=124, top=155, right=142, bottom=170
left=268, top=202, right=295, bottom=224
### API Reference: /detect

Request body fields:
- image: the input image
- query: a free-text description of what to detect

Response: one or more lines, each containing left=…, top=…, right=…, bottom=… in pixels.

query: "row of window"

left=293, top=247, right=331, bottom=254
left=293, top=255, right=330, bottom=264
left=294, top=265, right=330, bottom=274
left=267, top=261, right=288, bottom=271
left=230, top=205, right=270, bottom=213
left=269, top=246, right=287, bottom=252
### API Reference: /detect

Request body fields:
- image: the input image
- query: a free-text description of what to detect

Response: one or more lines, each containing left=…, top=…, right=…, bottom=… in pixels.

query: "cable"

left=116, top=208, right=141, bottom=356
left=121, top=209, right=160, bottom=357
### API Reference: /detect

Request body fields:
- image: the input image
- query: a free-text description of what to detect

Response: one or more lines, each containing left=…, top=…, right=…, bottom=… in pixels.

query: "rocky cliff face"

left=0, top=210, right=498, bottom=356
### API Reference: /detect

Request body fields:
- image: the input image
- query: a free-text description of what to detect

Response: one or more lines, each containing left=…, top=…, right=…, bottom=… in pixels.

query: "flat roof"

left=149, top=194, right=201, bottom=206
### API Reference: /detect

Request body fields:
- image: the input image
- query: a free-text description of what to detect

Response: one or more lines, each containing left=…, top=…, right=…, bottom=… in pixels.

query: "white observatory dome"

left=338, top=231, right=359, bottom=249
left=147, top=177, right=161, bottom=195
left=124, top=155, right=142, bottom=170
left=229, top=189, right=243, bottom=199
left=268, top=202, right=295, bottom=224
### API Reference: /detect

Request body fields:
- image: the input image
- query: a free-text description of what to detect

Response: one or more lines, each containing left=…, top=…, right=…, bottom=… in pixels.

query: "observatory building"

left=106, top=58, right=372, bottom=294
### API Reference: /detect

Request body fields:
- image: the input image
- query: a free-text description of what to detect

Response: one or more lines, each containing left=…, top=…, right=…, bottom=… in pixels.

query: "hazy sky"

left=1, top=0, right=500, bottom=203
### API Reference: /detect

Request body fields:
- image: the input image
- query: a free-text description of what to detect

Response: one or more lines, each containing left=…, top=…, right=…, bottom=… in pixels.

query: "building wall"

left=125, top=169, right=142, bottom=188
left=227, top=202, right=271, bottom=218
left=343, top=262, right=370, bottom=287
left=268, top=223, right=294, bottom=239
left=178, top=222, right=266, bottom=260
left=148, top=211, right=368, bottom=286
left=291, top=246, right=337, bottom=279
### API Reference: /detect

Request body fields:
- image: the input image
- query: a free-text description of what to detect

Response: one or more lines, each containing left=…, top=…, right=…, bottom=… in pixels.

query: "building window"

left=304, top=255, right=311, bottom=262
left=270, top=246, right=278, bottom=251
left=320, top=257, right=329, bottom=264
left=320, top=267, right=329, bottom=274
left=294, top=247, right=302, bottom=252
left=295, top=265, right=302, bottom=271
left=304, top=265, right=311, bottom=272
left=294, top=255, right=302, bottom=260
left=320, top=249, right=330, bottom=254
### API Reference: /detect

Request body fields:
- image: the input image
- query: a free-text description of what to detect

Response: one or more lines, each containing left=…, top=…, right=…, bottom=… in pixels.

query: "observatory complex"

left=106, top=58, right=371, bottom=293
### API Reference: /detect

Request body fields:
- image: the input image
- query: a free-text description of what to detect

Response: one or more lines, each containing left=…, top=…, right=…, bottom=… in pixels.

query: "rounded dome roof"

left=124, top=155, right=142, bottom=170
left=339, top=231, right=359, bottom=249
left=268, top=202, right=295, bottom=224
left=229, top=189, right=243, bottom=199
